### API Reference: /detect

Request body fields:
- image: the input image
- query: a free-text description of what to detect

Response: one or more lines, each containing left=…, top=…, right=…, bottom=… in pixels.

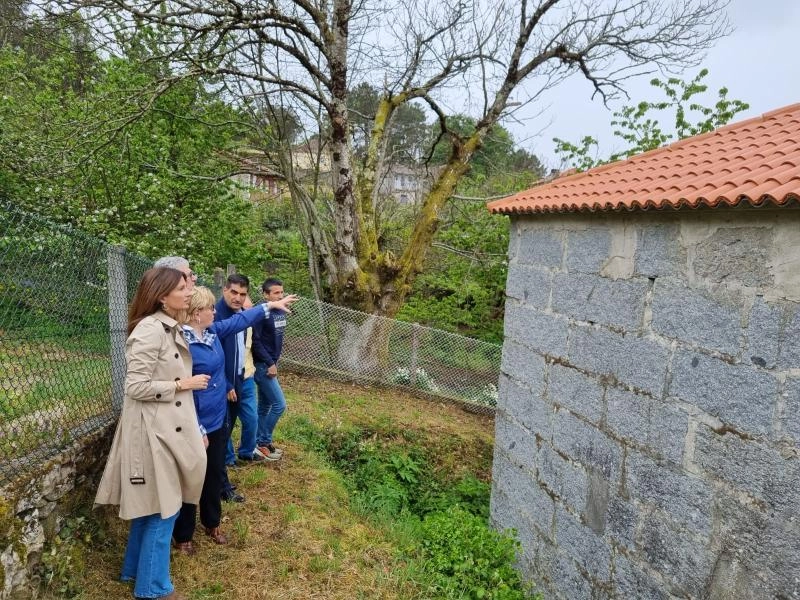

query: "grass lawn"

left=0, top=342, right=112, bottom=465
left=41, top=372, right=499, bottom=600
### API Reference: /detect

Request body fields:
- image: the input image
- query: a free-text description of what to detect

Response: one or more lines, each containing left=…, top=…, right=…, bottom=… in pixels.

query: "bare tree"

left=42, top=0, right=728, bottom=316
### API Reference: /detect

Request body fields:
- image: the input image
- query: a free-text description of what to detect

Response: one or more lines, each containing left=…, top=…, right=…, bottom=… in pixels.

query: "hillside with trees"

left=1, top=1, right=740, bottom=341
left=18, top=0, right=727, bottom=316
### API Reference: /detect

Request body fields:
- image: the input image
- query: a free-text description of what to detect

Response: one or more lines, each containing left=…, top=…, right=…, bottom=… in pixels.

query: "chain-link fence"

left=281, top=298, right=501, bottom=414
left=1, top=203, right=500, bottom=487
left=0, top=204, right=151, bottom=486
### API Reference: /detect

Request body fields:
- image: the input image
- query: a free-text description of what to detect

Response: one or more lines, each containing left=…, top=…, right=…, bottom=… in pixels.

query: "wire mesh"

left=281, top=297, right=501, bottom=415
left=0, top=204, right=150, bottom=486
left=0, top=203, right=500, bottom=487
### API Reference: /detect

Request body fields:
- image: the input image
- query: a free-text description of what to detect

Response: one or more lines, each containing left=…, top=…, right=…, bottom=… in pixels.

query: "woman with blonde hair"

left=172, top=285, right=296, bottom=553
left=95, top=267, right=211, bottom=600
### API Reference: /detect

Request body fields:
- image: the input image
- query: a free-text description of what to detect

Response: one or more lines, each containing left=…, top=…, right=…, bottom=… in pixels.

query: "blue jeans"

left=225, top=376, right=258, bottom=462
left=120, top=511, right=179, bottom=599
left=254, top=363, right=287, bottom=446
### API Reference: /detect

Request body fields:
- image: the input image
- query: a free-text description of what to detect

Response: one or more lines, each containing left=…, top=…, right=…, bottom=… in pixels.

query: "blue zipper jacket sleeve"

left=214, top=300, right=268, bottom=392
left=209, top=304, right=268, bottom=339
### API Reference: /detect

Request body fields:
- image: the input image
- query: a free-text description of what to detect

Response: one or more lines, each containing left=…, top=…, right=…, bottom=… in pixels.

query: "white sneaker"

left=257, top=445, right=283, bottom=460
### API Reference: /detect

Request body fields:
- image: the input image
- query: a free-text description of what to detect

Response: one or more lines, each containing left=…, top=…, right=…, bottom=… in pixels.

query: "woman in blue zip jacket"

left=171, top=286, right=296, bottom=553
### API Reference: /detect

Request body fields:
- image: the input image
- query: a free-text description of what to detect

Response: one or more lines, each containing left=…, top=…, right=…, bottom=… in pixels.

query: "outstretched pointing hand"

left=268, top=294, right=299, bottom=314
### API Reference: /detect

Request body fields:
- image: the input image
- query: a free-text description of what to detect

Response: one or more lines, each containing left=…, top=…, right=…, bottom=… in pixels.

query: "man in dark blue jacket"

left=215, top=274, right=264, bottom=502
left=253, top=277, right=289, bottom=460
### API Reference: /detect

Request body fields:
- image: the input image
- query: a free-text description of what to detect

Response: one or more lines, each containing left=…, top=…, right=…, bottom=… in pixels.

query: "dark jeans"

left=173, top=426, right=227, bottom=542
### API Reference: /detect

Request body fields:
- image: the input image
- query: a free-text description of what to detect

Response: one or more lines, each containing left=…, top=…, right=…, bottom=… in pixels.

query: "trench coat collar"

left=152, top=311, right=189, bottom=351
left=152, top=310, right=178, bottom=327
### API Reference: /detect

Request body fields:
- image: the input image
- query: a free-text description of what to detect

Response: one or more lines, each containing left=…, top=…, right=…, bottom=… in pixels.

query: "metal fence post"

left=410, top=323, right=420, bottom=386
left=316, top=300, right=335, bottom=367
left=108, top=245, right=128, bottom=412
left=212, top=267, right=225, bottom=297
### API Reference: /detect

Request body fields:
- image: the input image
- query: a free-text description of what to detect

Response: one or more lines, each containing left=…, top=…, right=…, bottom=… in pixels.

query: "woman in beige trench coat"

left=95, top=267, right=211, bottom=600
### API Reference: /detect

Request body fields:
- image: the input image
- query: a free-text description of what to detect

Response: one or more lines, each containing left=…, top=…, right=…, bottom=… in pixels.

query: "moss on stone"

left=0, top=425, right=114, bottom=597
left=0, top=494, right=12, bottom=540
left=0, top=487, right=29, bottom=591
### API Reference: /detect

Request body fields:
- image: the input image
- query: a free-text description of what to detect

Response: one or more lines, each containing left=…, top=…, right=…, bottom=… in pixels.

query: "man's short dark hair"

left=225, top=273, right=250, bottom=289
left=262, top=277, right=283, bottom=293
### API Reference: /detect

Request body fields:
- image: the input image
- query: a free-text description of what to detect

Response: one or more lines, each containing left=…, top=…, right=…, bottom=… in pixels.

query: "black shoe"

left=221, top=489, right=245, bottom=503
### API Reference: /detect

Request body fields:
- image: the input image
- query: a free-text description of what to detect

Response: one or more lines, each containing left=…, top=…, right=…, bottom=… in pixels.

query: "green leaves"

left=0, top=25, right=268, bottom=276
left=389, top=451, right=422, bottom=485
left=552, top=135, right=601, bottom=173
left=350, top=446, right=424, bottom=516
left=399, top=201, right=510, bottom=343
left=554, top=69, right=750, bottom=171
left=280, top=411, right=537, bottom=598
left=419, top=507, right=531, bottom=600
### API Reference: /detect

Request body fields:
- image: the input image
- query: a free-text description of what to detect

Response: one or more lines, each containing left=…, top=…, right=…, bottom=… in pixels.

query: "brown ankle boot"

left=204, top=526, right=228, bottom=544
left=171, top=539, right=195, bottom=556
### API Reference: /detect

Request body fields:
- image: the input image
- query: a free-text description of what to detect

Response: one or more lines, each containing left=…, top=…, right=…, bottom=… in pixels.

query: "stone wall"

left=0, top=426, right=112, bottom=599
left=490, top=209, right=800, bottom=599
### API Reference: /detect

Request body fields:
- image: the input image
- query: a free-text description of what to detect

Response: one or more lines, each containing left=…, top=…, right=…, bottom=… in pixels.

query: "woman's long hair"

left=128, top=267, right=186, bottom=335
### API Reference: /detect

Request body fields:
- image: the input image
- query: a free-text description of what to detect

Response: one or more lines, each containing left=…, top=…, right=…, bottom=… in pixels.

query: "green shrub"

left=353, top=477, right=410, bottom=516
left=288, top=419, right=493, bottom=520
left=350, top=446, right=423, bottom=517
left=418, top=506, right=530, bottom=600
left=419, top=474, right=491, bottom=520
left=324, top=425, right=369, bottom=469
left=283, top=415, right=535, bottom=598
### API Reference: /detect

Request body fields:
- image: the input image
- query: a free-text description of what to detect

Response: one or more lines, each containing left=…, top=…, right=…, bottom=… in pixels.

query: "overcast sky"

left=513, top=0, right=800, bottom=168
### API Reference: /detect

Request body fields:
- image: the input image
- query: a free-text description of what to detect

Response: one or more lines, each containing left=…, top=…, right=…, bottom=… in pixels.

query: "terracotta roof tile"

left=489, top=104, right=800, bottom=215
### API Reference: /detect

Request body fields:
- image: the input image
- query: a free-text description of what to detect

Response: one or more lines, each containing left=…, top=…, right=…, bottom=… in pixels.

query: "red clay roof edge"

left=488, top=102, right=800, bottom=216
left=490, top=193, right=800, bottom=215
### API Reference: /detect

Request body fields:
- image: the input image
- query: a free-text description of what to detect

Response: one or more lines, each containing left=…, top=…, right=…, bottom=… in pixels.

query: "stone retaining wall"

left=490, top=209, right=800, bottom=599
left=1, top=427, right=112, bottom=599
